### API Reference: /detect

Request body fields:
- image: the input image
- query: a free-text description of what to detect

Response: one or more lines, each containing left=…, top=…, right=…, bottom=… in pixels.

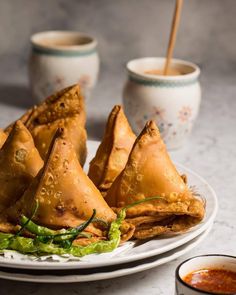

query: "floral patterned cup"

left=29, top=31, right=99, bottom=102
left=123, top=57, right=201, bottom=149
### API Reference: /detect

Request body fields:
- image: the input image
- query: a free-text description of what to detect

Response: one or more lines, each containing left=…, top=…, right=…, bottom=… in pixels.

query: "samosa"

left=29, top=115, right=87, bottom=166
left=88, top=105, right=136, bottom=196
left=0, top=129, right=7, bottom=149
left=0, top=121, right=43, bottom=213
left=6, top=128, right=118, bottom=240
left=105, top=121, right=205, bottom=239
left=5, top=85, right=87, bottom=166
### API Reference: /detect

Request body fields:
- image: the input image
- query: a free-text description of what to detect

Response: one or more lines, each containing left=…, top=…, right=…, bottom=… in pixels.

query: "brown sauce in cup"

left=145, top=68, right=183, bottom=76
left=183, top=268, right=236, bottom=294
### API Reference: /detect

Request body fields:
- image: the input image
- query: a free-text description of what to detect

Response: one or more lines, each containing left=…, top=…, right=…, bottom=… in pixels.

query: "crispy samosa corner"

left=0, top=128, right=7, bottom=149
left=105, top=121, right=205, bottom=239
left=5, top=84, right=87, bottom=166
left=5, top=128, right=134, bottom=243
left=88, top=105, right=136, bottom=196
left=0, top=121, right=43, bottom=213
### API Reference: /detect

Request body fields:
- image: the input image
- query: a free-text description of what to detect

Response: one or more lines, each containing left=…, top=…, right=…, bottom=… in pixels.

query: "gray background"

left=0, top=0, right=235, bottom=294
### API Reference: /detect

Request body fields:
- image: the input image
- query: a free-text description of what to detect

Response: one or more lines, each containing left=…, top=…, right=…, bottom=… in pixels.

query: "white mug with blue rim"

left=29, top=31, right=99, bottom=101
left=123, top=57, right=201, bottom=149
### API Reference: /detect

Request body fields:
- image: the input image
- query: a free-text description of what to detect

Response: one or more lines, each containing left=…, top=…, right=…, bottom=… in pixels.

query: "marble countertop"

left=0, top=74, right=235, bottom=294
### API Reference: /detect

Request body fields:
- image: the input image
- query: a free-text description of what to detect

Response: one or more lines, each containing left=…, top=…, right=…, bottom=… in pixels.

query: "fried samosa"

left=105, top=121, right=205, bottom=239
left=0, top=128, right=7, bottom=149
left=0, top=121, right=43, bottom=213
left=6, top=128, right=117, bottom=239
left=88, top=105, right=136, bottom=196
left=5, top=84, right=87, bottom=166
left=29, top=115, right=87, bottom=166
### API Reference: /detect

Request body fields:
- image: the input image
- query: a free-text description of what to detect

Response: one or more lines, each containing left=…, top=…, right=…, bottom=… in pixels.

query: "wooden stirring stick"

left=163, top=0, right=183, bottom=75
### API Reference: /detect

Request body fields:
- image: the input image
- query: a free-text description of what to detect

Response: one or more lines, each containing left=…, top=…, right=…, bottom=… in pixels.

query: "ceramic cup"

left=123, top=57, right=201, bottom=149
left=29, top=30, right=99, bottom=102
left=175, top=254, right=236, bottom=294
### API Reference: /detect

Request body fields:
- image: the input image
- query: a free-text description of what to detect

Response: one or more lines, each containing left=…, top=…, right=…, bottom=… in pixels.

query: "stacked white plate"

left=0, top=141, right=218, bottom=283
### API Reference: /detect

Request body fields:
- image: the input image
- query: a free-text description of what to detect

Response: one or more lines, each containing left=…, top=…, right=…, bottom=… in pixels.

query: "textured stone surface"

left=0, top=0, right=235, bottom=294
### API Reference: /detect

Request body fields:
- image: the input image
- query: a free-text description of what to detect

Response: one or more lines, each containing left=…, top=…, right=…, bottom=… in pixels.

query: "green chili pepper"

left=0, top=208, right=125, bottom=256
left=0, top=196, right=162, bottom=257
left=16, top=201, right=39, bottom=237
left=20, top=209, right=96, bottom=243
left=20, top=216, right=57, bottom=236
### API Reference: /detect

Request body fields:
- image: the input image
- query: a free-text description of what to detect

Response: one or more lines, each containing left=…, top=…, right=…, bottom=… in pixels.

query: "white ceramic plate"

left=0, top=140, right=217, bottom=270
left=0, top=225, right=212, bottom=283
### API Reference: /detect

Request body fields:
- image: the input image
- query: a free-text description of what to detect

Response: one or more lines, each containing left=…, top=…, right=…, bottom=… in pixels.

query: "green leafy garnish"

left=0, top=196, right=162, bottom=257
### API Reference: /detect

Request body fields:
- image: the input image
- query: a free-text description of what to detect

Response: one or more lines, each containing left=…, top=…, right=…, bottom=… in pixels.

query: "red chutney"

left=183, top=268, right=236, bottom=294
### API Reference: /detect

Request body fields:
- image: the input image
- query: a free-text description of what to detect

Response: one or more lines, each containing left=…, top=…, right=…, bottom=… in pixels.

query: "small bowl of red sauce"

left=175, top=254, right=236, bottom=294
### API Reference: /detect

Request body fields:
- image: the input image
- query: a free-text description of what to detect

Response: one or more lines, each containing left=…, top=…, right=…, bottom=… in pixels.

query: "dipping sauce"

left=145, top=68, right=183, bottom=76
left=183, top=268, right=236, bottom=294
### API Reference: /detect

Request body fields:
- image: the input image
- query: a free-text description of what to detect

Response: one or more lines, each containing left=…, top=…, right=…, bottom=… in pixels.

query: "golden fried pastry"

left=88, top=105, right=136, bottom=196
left=6, top=128, right=116, bottom=237
left=25, top=84, right=86, bottom=128
left=0, top=121, right=43, bottom=213
left=0, top=128, right=7, bottom=149
left=30, top=115, right=87, bottom=166
left=105, top=121, right=205, bottom=239
left=5, top=84, right=87, bottom=166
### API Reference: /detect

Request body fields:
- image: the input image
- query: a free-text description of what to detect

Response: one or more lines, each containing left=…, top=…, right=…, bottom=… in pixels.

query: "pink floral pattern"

left=38, top=74, right=92, bottom=99
left=153, top=106, right=165, bottom=119
left=39, top=75, right=66, bottom=98
left=54, top=75, right=65, bottom=89
left=178, top=106, right=192, bottom=122
left=132, top=104, right=194, bottom=148
left=78, top=75, right=91, bottom=89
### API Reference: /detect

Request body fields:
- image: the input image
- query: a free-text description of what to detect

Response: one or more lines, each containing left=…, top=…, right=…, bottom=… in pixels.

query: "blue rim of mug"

left=31, top=31, right=97, bottom=57
left=32, top=46, right=97, bottom=57
left=175, top=254, right=236, bottom=295
left=128, top=73, right=198, bottom=87
left=126, top=57, right=200, bottom=87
